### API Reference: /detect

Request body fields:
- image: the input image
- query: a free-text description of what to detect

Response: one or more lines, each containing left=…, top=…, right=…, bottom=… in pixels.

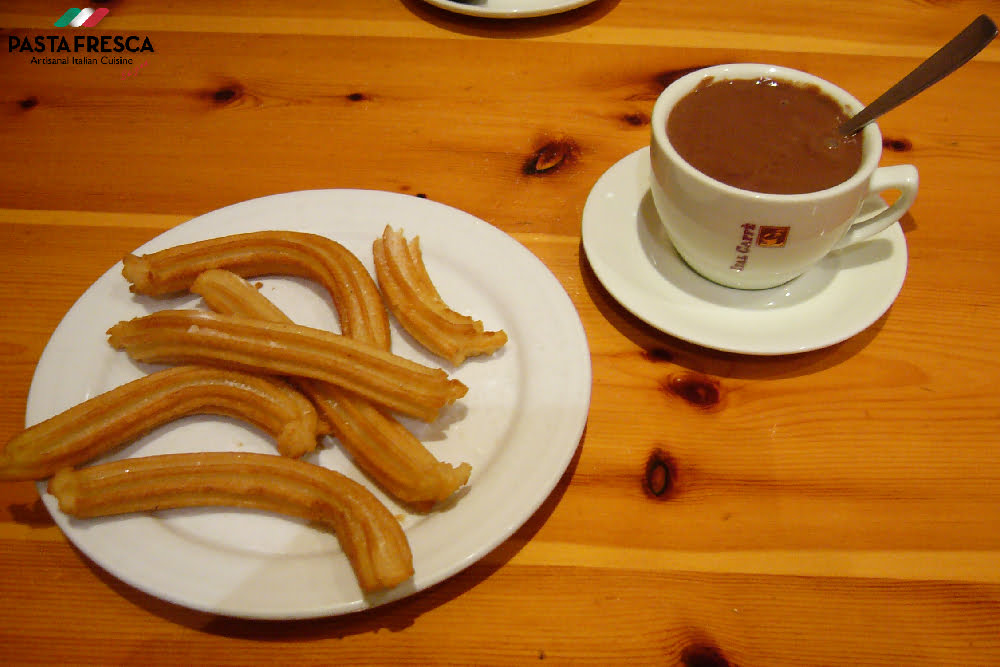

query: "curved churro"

left=0, top=366, right=323, bottom=481
left=306, top=386, right=471, bottom=507
left=122, top=231, right=391, bottom=349
left=192, top=269, right=472, bottom=506
left=48, top=452, right=414, bottom=592
left=107, top=310, right=467, bottom=422
left=373, top=226, right=507, bottom=366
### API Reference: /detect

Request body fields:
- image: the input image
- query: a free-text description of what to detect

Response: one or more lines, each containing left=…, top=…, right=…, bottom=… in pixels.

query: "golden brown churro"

left=48, top=452, right=414, bottom=592
left=306, top=387, right=471, bottom=507
left=0, top=366, right=323, bottom=481
left=373, top=226, right=507, bottom=366
left=122, top=231, right=391, bottom=349
left=107, top=310, right=467, bottom=422
left=192, top=269, right=472, bottom=506
left=192, top=270, right=291, bottom=323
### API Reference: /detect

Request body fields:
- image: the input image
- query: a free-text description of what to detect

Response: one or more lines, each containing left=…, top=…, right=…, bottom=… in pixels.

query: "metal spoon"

left=836, top=14, right=997, bottom=138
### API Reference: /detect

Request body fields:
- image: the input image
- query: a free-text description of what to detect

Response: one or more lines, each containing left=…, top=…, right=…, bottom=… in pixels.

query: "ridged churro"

left=306, top=387, right=471, bottom=507
left=47, top=452, right=414, bottom=592
left=122, top=231, right=391, bottom=349
left=192, top=269, right=291, bottom=324
left=107, top=310, right=467, bottom=422
left=0, top=366, right=323, bottom=481
left=373, top=226, right=507, bottom=366
left=192, top=269, right=472, bottom=506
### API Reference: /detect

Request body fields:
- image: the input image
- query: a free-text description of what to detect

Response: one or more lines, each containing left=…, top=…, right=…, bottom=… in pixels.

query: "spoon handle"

left=838, top=14, right=998, bottom=137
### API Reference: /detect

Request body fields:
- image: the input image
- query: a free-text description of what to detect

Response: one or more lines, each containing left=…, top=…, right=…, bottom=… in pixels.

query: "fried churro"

left=192, top=269, right=472, bottom=506
left=122, top=231, right=391, bottom=349
left=48, top=452, right=414, bottom=592
left=107, top=310, right=467, bottom=422
left=373, top=226, right=507, bottom=366
left=0, top=366, right=323, bottom=481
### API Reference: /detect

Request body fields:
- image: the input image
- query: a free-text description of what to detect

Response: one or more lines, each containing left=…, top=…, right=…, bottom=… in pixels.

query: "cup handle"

left=833, top=165, right=919, bottom=250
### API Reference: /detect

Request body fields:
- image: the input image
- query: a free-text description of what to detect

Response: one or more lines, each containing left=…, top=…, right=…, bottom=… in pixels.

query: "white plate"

left=28, top=189, right=591, bottom=619
left=420, top=0, right=598, bottom=19
left=582, top=147, right=908, bottom=355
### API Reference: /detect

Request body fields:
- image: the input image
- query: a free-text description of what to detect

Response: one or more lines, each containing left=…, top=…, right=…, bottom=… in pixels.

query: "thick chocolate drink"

left=667, top=77, right=863, bottom=194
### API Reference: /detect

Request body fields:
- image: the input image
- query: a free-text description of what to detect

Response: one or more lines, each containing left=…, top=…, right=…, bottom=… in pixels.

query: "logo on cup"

left=756, top=226, right=790, bottom=248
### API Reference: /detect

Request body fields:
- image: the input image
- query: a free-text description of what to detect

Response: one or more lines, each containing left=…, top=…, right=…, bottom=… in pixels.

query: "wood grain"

left=1, top=1, right=999, bottom=664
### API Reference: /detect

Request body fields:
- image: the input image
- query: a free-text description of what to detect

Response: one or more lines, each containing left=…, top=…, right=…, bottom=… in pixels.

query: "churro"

left=0, top=366, right=323, bottom=481
left=107, top=310, right=467, bottom=422
left=192, top=269, right=291, bottom=324
left=48, top=452, right=414, bottom=592
left=192, top=269, right=472, bottom=506
left=373, top=226, right=507, bottom=366
left=122, top=231, right=391, bottom=349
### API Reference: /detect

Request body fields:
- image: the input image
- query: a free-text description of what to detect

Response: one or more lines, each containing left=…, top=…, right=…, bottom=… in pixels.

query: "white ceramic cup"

left=649, top=63, right=919, bottom=290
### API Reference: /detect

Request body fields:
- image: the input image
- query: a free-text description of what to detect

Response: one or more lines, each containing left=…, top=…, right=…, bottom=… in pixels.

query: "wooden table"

left=2, top=1, right=999, bottom=664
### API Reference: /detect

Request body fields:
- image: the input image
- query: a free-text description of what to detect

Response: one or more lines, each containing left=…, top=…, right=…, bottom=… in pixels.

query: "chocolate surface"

left=667, top=77, right=863, bottom=194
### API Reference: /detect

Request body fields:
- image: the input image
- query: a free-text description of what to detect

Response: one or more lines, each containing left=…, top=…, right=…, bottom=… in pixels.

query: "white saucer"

left=420, top=0, right=598, bottom=19
left=581, top=147, right=908, bottom=355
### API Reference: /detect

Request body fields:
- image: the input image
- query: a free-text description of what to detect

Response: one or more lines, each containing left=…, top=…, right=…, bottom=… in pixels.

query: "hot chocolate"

left=667, top=77, right=863, bottom=194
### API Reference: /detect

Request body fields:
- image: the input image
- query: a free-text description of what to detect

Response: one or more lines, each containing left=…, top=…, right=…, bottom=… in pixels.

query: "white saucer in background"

left=581, top=147, right=908, bottom=356
left=421, top=0, right=599, bottom=19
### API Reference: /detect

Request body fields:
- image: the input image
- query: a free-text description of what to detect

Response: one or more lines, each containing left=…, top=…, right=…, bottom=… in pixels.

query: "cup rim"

left=650, top=63, right=882, bottom=200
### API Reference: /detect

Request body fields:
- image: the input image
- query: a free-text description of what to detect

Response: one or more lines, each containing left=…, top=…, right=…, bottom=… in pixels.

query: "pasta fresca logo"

left=54, top=8, right=110, bottom=28
left=7, top=5, right=153, bottom=70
